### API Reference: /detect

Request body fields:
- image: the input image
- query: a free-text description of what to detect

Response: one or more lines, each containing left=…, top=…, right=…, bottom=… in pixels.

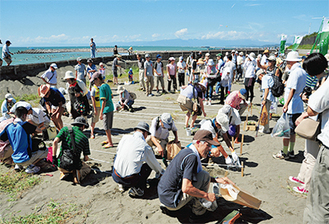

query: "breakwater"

left=16, top=47, right=128, bottom=54
left=0, top=48, right=271, bottom=80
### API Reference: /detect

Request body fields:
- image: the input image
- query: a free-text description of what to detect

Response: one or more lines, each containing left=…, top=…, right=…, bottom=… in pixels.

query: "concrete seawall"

left=0, top=48, right=270, bottom=80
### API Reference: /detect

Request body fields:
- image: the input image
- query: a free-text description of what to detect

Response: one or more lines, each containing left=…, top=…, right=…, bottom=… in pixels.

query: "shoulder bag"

left=295, top=114, right=321, bottom=141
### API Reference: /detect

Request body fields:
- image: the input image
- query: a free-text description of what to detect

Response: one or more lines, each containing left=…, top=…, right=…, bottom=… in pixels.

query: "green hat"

left=216, top=53, right=223, bottom=57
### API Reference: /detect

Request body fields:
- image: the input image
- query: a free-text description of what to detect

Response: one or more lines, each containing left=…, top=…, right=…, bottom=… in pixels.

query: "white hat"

left=145, top=54, right=150, bottom=58
left=169, top=57, right=175, bottom=61
left=64, top=71, right=75, bottom=80
left=117, top=85, right=125, bottom=94
left=285, top=51, right=301, bottom=62
left=249, top=52, right=256, bottom=60
left=205, top=53, right=210, bottom=57
left=235, top=51, right=239, bottom=54
left=207, top=59, right=215, bottom=66
left=220, top=105, right=232, bottom=116
left=161, top=113, right=173, bottom=129
left=99, top=62, right=105, bottom=67
left=5, top=93, right=14, bottom=100
left=50, top=63, right=58, bottom=69
left=77, top=57, right=82, bottom=62
left=231, top=50, right=235, bottom=53
left=268, top=55, right=276, bottom=61
left=225, top=52, right=229, bottom=56
left=216, top=113, right=229, bottom=133
left=239, top=52, right=243, bottom=56
left=179, top=56, right=183, bottom=61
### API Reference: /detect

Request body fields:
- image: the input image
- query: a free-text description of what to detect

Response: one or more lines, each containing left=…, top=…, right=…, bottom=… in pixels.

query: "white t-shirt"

left=262, top=74, right=275, bottom=102
left=177, top=61, right=186, bottom=73
left=284, top=63, right=307, bottom=114
left=308, top=78, right=329, bottom=148
left=41, top=68, right=57, bottom=85
left=218, top=107, right=241, bottom=125
left=200, top=119, right=225, bottom=138
left=261, top=55, right=268, bottom=66
left=27, top=108, right=50, bottom=125
left=150, top=117, right=178, bottom=140
left=243, top=59, right=256, bottom=78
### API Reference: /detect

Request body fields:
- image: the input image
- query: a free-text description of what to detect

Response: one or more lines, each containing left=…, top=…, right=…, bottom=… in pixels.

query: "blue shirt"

left=2, top=45, right=10, bottom=58
left=90, top=42, right=96, bottom=51
left=75, top=63, right=86, bottom=81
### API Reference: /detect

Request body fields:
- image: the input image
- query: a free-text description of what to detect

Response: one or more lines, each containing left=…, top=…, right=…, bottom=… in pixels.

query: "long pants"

left=165, top=170, right=210, bottom=215
left=205, top=79, right=216, bottom=100
left=139, top=69, right=145, bottom=90
left=245, top=84, right=255, bottom=103
left=297, top=139, right=320, bottom=191
left=156, top=76, right=165, bottom=90
left=168, top=75, right=177, bottom=92
left=263, top=99, right=272, bottom=132
left=304, top=145, right=329, bottom=224
left=90, top=50, right=95, bottom=58
left=215, top=82, right=221, bottom=94
left=145, top=75, right=154, bottom=95
left=178, top=72, right=185, bottom=87
left=220, top=86, right=228, bottom=103
left=112, top=163, right=152, bottom=189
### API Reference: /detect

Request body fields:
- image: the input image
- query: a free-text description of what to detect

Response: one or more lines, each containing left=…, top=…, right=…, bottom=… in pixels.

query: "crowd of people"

left=1, top=47, right=329, bottom=223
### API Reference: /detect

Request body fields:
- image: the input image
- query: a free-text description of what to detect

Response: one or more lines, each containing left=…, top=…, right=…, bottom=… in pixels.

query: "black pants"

left=220, top=86, right=228, bottom=104
left=112, top=163, right=152, bottom=189
left=244, top=78, right=255, bottom=103
left=178, top=72, right=185, bottom=87
left=168, top=75, right=177, bottom=92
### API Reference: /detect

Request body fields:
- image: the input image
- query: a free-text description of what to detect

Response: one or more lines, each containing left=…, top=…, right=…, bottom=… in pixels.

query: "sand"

left=0, top=64, right=307, bottom=223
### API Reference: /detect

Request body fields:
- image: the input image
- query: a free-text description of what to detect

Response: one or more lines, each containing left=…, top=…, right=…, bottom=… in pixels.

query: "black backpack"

left=271, top=75, right=284, bottom=97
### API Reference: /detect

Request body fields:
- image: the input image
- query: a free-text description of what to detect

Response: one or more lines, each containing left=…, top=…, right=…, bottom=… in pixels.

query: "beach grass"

left=0, top=169, right=41, bottom=201
left=0, top=200, right=86, bottom=224
left=0, top=94, right=41, bottom=109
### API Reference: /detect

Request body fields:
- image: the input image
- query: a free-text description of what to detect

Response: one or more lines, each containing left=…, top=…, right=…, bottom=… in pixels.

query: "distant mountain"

left=116, top=38, right=277, bottom=48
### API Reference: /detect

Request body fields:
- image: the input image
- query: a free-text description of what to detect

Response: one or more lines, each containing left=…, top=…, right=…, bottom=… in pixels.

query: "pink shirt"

left=0, top=118, right=14, bottom=158
left=167, top=63, right=176, bottom=76
left=225, top=91, right=242, bottom=109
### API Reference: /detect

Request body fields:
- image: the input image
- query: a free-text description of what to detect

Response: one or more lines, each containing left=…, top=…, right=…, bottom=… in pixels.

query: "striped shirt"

left=305, top=74, right=318, bottom=89
left=56, top=126, right=90, bottom=168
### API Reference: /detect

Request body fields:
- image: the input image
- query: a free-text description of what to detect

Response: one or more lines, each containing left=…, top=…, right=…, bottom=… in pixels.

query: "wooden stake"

left=241, top=161, right=244, bottom=177
left=225, top=171, right=228, bottom=177
left=240, top=134, right=244, bottom=155
left=232, top=137, right=235, bottom=148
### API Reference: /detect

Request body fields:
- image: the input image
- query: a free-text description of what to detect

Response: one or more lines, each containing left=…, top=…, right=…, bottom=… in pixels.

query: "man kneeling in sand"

left=158, top=130, right=234, bottom=221
left=112, top=121, right=165, bottom=197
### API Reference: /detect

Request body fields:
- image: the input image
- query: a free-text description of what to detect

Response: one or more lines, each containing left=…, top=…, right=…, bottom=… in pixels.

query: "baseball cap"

left=161, top=113, right=173, bottom=129
left=216, top=113, right=229, bottom=133
left=50, top=63, right=58, bottom=69
left=77, top=57, right=82, bottom=62
left=90, top=72, right=103, bottom=82
left=240, top=88, right=247, bottom=97
left=216, top=53, right=222, bottom=57
left=134, top=121, right=150, bottom=134
left=5, top=93, right=14, bottom=101
left=156, top=54, right=162, bottom=59
left=145, top=54, right=150, bottom=58
left=193, top=130, right=220, bottom=146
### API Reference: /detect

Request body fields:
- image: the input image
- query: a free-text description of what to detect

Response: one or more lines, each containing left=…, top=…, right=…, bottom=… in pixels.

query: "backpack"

left=59, top=127, right=80, bottom=171
left=271, top=75, right=284, bottom=97
left=129, top=91, right=137, bottom=100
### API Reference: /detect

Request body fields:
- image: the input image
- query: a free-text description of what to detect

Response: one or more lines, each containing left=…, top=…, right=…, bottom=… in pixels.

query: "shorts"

left=113, top=70, right=118, bottom=78
left=103, top=111, right=113, bottom=130
left=91, top=107, right=101, bottom=123
left=3, top=57, right=11, bottom=64
left=288, top=113, right=301, bottom=135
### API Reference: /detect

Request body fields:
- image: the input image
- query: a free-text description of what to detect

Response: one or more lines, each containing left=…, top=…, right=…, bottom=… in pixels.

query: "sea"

left=7, top=46, right=208, bottom=66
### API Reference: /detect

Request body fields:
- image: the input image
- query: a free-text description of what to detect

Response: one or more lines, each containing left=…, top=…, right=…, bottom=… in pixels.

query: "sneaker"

left=25, top=164, right=41, bottom=174
left=14, top=164, right=23, bottom=171
left=151, top=93, right=154, bottom=96
left=60, top=172, right=70, bottom=180
left=128, top=187, right=144, bottom=197
left=288, top=151, right=295, bottom=158
left=156, top=90, right=160, bottom=94
left=225, top=157, right=233, bottom=165
left=209, top=100, right=212, bottom=106
left=118, top=184, right=125, bottom=192
left=147, top=94, right=153, bottom=97
left=289, top=176, right=305, bottom=185
left=261, top=129, right=271, bottom=134
left=273, top=151, right=287, bottom=160
left=293, top=186, right=308, bottom=194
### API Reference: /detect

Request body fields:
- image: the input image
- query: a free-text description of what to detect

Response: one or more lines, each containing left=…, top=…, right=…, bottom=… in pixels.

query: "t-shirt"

left=90, top=42, right=96, bottom=51
left=2, top=45, right=10, bottom=58
left=154, top=61, right=163, bottom=76
left=149, top=117, right=178, bottom=140
left=55, top=126, right=90, bottom=169
left=308, top=78, right=329, bottom=148
left=75, top=63, right=86, bottom=81
left=91, top=85, right=101, bottom=108
left=44, top=88, right=66, bottom=106
left=112, top=58, right=118, bottom=71
left=41, top=68, right=57, bottom=85
left=244, top=59, right=256, bottom=78
left=27, top=108, right=50, bottom=125
left=99, top=83, right=114, bottom=113
left=158, top=148, right=198, bottom=208
left=144, top=60, right=153, bottom=76
left=177, top=61, right=186, bottom=73
left=261, top=55, right=268, bottom=66
left=180, top=84, right=203, bottom=100
left=284, top=63, right=307, bottom=114
left=262, top=74, right=275, bottom=102
left=138, top=58, right=145, bottom=70
left=167, top=63, right=176, bottom=76
left=87, top=64, right=97, bottom=78
left=305, top=74, right=318, bottom=89
left=200, top=118, right=225, bottom=138
left=0, top=121, right=36, bottom=163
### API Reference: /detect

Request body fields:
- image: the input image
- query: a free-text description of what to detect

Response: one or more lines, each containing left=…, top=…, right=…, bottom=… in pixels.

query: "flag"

left=292, top=35, right=304, bottom=51
left=280, top=34, right=287, bottom=54
left=311, top=17, right=329, bottom=55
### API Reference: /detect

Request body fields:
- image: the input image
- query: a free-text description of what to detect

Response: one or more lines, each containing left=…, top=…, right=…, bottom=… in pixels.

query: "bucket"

left=186, top=128, right=191, bottom=136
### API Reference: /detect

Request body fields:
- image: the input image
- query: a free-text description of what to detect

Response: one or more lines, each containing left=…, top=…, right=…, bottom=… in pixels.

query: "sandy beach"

left=0, top=63, right=307, bottom=223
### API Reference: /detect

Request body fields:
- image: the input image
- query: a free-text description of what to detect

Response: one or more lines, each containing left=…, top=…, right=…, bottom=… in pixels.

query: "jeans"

left=178, top=72, right=185, bottom=87
left=220, top=86, right=228, bottom=103
left=90, top=50, right=96, bottom=58
left=168, top=75, right=177, bottom=92
left=215, top=82, right=221, bottom=94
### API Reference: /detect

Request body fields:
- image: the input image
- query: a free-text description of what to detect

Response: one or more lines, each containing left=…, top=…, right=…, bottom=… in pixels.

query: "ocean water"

left=6, top=46, right=206, bottom=65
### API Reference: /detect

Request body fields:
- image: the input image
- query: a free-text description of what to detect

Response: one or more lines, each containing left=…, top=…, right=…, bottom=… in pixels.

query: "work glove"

left=231, top=151, right=239, bottom=163
left=225, top=156, right=233, bottom=165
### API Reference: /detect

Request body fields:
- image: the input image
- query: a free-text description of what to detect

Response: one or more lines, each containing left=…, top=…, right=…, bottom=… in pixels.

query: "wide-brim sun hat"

left=169, top=57, right=175, bottom=61
left=5, top=93, right=14, bottom=101
left=193, top=130, right=220, bottom=146
left=207, top=59, right=215, bottom=66
left=90, top=72, right=102, bottom=82
left=205, top=53, right=210, bottom=57
left=38, top=84, right=51, bottom=98
left=161, top=113, right=173, bottom=129
left=197, top=58, right=205, bottom=64
left=239, top=52, right=244, bottom=56
left=263, top=49, right=269, bottom=54
left=249, top=52, right=256, bottom=60
left=99, top=62, right=104, bottom=67
left=284, top=51, right=302, bottom=62
left=134, top=121, right=150, bottom=134
left=117, top=85, right=125, bottom=94
left=216, top=53, right=222, bottom=57
left=71, top=116, right=89, bottom=129
left=216, top=113, right=230, bottom=133
left=64, top=71, right=75, bottom=80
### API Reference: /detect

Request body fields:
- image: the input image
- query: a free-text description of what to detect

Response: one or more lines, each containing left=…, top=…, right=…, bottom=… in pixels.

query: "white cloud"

left=34, top=34, right=68, bottom=43
left=175, top=28, right=188, bottom=38
left=201, top=30, right=268, bottom=41
left=152, top=33, right=160, bottom=38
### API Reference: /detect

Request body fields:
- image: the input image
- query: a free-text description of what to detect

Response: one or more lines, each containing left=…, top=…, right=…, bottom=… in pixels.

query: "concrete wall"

left=0, top=48, right=270, bottom=80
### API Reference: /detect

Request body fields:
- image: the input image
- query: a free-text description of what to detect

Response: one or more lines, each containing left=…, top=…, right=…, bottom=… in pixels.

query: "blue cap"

left=156, top=54, right=162, bottom=59
left=129, top=68, right=132, bottom=71
left=240, top=88, right=247, bottom=96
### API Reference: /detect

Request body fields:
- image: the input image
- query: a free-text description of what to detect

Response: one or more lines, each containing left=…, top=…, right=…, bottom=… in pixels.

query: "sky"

left=1, top=0, right=329, bottom=47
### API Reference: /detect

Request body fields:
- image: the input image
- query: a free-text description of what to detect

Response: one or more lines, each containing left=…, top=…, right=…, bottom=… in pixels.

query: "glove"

left=231, top=151, right=239, bottom=163
left=52, top=156, right=57, bottom=166
left=225, top=156, right=233, bottom=165
left=144, top=77, right=147, bottom=82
